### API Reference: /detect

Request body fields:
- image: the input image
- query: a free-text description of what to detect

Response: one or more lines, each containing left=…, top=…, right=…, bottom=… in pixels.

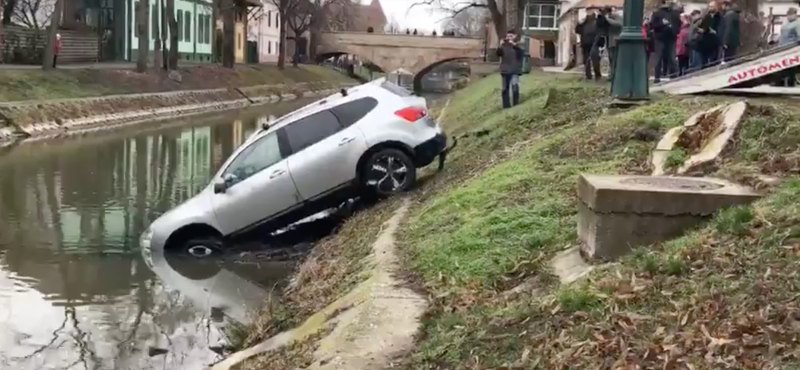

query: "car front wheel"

left=179, top=237, right=224, bottom=259
left=362, top=148, right=417, bottom=197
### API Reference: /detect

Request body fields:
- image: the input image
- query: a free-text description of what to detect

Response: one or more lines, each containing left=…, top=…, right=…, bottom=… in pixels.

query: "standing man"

left=495, top=29, right=524, bottom=109
left=650, top=0, right=679, bottom=82
left=597, top=6, right=622, bottom=81
left=697, top=1, right=723, bottom=68
left=576, top=11, right=601, bottom=80
left=721, top=0, right=741, bottom=62
left=779, top=7, right=800, bottom=86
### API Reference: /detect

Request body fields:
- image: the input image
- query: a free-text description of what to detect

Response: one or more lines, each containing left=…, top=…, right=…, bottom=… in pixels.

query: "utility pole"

left=610, top=0, right=649, bottom=105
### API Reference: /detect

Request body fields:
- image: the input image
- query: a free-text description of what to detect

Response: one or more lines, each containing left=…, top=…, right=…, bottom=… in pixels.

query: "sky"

left=375, top=0, right=452, bottom=33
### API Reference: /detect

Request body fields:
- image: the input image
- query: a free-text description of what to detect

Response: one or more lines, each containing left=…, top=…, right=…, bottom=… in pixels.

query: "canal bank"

left=0, top=65, right=356, bottom=146
left=0, top=100, right=337, bottom=370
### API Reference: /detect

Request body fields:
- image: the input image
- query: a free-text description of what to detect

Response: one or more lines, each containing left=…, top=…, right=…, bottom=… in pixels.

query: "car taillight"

left=394, top=107, right=426, bottom=122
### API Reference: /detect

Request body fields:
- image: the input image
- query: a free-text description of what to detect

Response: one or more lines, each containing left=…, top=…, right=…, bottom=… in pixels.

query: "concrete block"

left=578, top=174, right=760, bottom=260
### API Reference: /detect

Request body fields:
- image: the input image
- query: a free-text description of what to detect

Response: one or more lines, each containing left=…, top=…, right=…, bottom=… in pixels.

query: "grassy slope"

left=0, top=64, right=352, bottom=102
left=397, top=73, right=800, bottom=369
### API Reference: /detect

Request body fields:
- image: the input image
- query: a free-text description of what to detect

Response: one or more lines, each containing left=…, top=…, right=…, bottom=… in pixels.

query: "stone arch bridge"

left=318, top=32, right=483, bottom=91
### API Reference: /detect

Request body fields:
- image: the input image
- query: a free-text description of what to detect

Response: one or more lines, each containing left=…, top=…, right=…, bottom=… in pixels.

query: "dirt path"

left=210, top=199, right=426, bottom=370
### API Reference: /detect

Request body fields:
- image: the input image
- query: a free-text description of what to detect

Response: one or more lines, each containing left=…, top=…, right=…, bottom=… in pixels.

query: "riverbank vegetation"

left=237, top=72, right=800, bottom=369
left=0, top=64, right=352, bottom=102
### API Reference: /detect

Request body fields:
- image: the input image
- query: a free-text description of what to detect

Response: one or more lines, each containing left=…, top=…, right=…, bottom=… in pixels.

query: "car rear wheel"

left=362, top=148, right=416, bottom=197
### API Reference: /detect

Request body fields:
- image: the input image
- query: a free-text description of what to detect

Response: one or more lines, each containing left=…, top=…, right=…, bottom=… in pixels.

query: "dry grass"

left=0, top=64, right=352, bottom=102
left=392, top=73, right=800, bottom=369
left=238, top=197, right=403, bottom=349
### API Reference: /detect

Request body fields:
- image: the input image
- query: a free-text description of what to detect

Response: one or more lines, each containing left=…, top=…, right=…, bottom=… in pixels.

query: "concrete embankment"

left=0, top=80, right=355, bottom=145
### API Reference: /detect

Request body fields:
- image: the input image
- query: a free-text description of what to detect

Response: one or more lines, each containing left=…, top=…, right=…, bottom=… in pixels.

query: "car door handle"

left=270, top=169, right=286, bottom=179
left=338, top=137, right=356, bottom=146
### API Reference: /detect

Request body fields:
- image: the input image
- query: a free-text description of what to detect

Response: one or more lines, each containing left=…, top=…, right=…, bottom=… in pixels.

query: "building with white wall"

left=248, top=1, right=281, bottom=63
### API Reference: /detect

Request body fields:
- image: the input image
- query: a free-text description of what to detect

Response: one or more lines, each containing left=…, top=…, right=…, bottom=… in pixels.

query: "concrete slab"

left=551, top=247, right=593, bottom=284
left=577, top=174, right=761, bottom=260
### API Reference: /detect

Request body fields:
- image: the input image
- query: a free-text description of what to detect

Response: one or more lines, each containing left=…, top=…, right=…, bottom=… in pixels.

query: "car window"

left=284, top=110, right=343, bottom=154
left=380, top=80, right=413, bottom=97
left=222, top=132, right=282, bottom=185
left=330, top=97, right=378, bottom=127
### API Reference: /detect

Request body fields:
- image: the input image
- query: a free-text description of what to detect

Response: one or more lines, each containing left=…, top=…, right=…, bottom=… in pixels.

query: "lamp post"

left=610, top=0, right=649, bottom=104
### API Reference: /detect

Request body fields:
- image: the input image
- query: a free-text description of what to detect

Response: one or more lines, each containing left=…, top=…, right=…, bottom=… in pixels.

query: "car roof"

left=258, top=79, right=389, bottom=136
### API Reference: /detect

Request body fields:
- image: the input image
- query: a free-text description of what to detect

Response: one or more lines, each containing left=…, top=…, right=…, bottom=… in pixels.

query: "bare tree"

left=167, top=0, right=178, bottom=69
left=443, top=6, right=488, bottom=36
left=136, top=0, right=149, bottom=72
left=153, top=0, right=163, bottom=70
left=11, top=0, right=54, bottom=29
left=40, top=0, right=60, bottom=70
left=269, top=0, right=302, bottom=69
left=385, top=14, right=400, bottom=34
left=0, top=0, right=4, bottom=64
left=321, top=0, right=358, bottom=32
left=411, top=0, right=504, bottom=43
left=286, top=0, right=311, bottom=65
left=2, top=0, right=15, bottom=25
left=221, top=0, right=234, bottom=67
left=160, top=0, right=167, bottom=69
left=735, top=0, right=763, bottom=54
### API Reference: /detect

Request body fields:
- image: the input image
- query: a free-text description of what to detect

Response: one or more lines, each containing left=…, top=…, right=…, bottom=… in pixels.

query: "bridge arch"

left=412, top=57, right=470, bottom=94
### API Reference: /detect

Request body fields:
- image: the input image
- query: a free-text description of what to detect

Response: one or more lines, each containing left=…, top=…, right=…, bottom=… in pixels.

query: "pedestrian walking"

left=650, top=0, right=679, bottom=82
left=576, top=11, right=602, bottom=80
left=676, top=14, right=691, bottom=75
left=720, top=0, right=741, bottom=62
left=495, top=29, right=524, bottom=109
left=53, top=33, right=62, bottom=68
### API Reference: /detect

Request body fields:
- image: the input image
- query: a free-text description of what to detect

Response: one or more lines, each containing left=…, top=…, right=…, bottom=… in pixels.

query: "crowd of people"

left=576, top=0, right=800, bottom=85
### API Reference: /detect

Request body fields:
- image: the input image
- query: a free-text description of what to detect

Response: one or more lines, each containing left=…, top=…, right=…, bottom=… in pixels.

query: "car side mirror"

left=213, top=179, right=227, bottom=194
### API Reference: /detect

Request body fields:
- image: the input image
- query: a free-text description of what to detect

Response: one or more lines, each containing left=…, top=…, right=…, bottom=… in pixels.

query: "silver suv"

left=140, top=79, right=447, bottom=258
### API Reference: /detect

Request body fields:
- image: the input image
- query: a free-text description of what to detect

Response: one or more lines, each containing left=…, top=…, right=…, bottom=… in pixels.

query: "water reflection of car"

left=142, top=241, right=293, bottom=324
left=140, top=78, right=447, bottom=258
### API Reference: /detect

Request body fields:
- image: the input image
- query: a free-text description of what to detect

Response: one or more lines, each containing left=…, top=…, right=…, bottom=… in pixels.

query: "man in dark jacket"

left=597, top=6, right=622, bottom=81
left=720, top=0, right=741, bottom=61
left=575, top=11, right=602, bottom=80
left=697, top=0, right=723, bottom=68
left=650, top=0, right=679, bottom=82
left=495, top=29, right=524, bottom=108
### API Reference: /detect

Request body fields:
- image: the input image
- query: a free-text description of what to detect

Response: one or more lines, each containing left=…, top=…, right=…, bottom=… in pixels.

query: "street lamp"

left=610, top=0, right=649, bottom=104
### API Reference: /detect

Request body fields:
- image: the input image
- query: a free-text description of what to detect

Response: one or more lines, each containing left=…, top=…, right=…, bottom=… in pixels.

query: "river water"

left=0, top=100, right=316, bottom=370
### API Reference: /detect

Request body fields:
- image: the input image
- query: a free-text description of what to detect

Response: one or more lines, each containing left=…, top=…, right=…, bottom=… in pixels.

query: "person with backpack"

left=650, top=0, right=679, bottom=82
left=779, top=8, right=800, bottom=86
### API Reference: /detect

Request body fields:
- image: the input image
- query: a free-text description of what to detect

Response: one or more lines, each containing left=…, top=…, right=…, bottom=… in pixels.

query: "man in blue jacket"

left=496, top=29, right=524, bottom=108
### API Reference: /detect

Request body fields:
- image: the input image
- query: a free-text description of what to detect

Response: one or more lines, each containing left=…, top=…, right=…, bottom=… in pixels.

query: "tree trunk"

left=308, top=20, right=320, bottom=61
left=221, top=0, right=234, bottom=68
left=487, top=0, right=505, bottom=44
left=211, top=0, right=218, bottom=62
left=42, top=0, right=63, bottom=70
left=735, top=0, right=763, bottom=54
left=154, top=0, right=162, bottom=71
left=0, top=0, right=4, bottom=64
left=277, top=11, right=286, bottom=69
left=504, top=0, right=519, bottom=34
left=167, top=0, right=178, bottom=69
left=160, top=0, right=167, bottom=69
left=2, top=0, right=15, bottom=25
left=136, top=0, right=149, bottom=72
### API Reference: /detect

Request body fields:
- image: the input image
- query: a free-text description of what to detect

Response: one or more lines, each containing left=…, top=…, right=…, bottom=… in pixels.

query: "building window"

left=185, top=10, right=191, bottom=41
left=177, top=11, right=183, bottom=40
left=268, top=40, right=272, bottom=54
left=206, top=15, right=212, bottom=44
left=523, top=2, right=560, bottom=30
left=275, top=13, right=279, bottom=27
left=238, top=33, right=242, bottom=50
left=267, top=11, right=271, bottom=27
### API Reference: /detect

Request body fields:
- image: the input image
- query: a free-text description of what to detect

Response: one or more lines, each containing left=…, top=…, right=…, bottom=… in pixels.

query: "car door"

left=210, top=131, right=300, bottom=235
left=283, top=105, right=371, bottom=201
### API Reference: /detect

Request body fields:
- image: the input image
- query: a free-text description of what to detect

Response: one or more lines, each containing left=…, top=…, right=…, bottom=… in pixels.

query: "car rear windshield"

left=380, top=81, right=413, bottom=97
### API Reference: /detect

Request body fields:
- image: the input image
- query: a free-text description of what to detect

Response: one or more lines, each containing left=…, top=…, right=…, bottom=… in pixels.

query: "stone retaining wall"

left=0, top=81, right=356, bottom=145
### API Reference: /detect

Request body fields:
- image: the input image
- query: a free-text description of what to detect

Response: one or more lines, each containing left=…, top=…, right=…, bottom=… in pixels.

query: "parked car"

left=140, top=78, right=447, bottom=258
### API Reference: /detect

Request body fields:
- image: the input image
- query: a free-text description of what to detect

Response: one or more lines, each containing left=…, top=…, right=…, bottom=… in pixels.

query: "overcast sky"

left=376, top=0, right=451, bottom=34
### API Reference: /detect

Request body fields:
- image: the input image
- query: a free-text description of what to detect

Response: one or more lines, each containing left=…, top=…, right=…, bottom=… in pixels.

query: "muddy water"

left=0, top=101, right=315, bottom=370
